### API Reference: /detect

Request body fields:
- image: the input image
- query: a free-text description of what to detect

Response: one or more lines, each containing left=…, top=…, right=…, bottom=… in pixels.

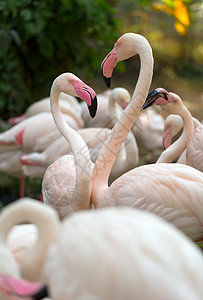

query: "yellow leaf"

left=152, top=3, right=173, bottom=15
left=175, top=21, right=188, bottom=35
left=174, top=0, right=190, bottom=26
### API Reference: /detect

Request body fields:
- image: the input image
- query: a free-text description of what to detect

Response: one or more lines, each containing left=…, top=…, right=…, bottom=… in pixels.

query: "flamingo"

left=41, top=85, right=138, bottom=219
left=0, top=111, right=83, bottom=154
left=143, top=88, right=203, bottom=171
left=132, top=107, right=164, bottom=162
left=0, top=198, right=58, bottom=299
left=20, top=87, right=138, bottom=182
left=1, top=199, right=203, bottom=300
left=80, top=88, right=120, bottom=128
left=142, top=88, right=194, bottom=163
left=81, top=87, right=164, bottom=161
left=9, top=92, right=83, bottom=128
left=161, top=114, right=183, bottom=151
left=39, top=72, right=98, bottom=218
left=185, top=119, right=203, bottom=171
left=90, top=32, right=203, bottom=242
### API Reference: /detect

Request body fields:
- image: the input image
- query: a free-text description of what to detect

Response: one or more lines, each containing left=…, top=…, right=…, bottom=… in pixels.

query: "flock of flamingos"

left=0, top=32, right=203, bottom=299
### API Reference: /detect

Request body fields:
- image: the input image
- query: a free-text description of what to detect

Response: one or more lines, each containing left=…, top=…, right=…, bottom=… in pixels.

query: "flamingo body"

left=44, top=207, right=203, bottom=300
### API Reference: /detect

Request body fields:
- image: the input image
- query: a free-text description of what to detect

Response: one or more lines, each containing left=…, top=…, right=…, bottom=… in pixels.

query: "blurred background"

left=0, top=0, right=203, bottom=205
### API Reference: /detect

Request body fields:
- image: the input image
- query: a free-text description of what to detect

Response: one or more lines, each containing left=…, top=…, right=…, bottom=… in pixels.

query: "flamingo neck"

left=50, top=86, right=93, bottom=210
left=157, top=106, right=194, bottom=163
left=92, top=45, right=153, bottom=207
left=0, top=200, right=60, bottom=282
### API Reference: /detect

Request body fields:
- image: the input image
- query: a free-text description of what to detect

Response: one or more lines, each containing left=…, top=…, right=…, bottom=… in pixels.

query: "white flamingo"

left=90, top=32, right=203, bottom=242
left=0, top=198, right=57, bottom=300
left=161, top=114, right=183, bottom=151
left=9, top=92, right=83, bottom=128
left=40, top=87, right=138, bottom=219
left=143, top=88, right=203, bottom=171
left=20, top=87, right=138, bottom=183
left=132, top=107, right=164, bottom=162
left=1, top=199, right=203, bottom=300
left=0, top=111, right=82, bottom=154
left=41, top=72, right=97, bottom=218
left=142, top=88, right=194, bottom=163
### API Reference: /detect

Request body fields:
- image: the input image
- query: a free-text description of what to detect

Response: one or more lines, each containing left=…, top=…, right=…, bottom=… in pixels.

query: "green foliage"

left=0, top=0, right=119, bottom=119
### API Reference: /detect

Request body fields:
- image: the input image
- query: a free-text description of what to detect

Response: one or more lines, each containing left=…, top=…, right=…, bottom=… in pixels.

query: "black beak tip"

left=141, top=103, right=147, bottom=110
left=103, top=75, right=111, bottom=88
left=88, top=96, right=97, bottom=118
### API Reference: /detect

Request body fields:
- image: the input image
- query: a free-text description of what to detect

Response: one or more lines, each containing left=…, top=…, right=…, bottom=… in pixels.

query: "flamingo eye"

left=159, top=92, right=168, bottom=100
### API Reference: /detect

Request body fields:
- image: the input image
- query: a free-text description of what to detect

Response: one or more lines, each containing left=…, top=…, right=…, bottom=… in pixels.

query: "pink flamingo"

left=143, top=88, right=203, bottom=171
left=91, top=32, right=203, bottom=242
left=0, top=102, right=84, bottom=155
left=41, top=85, right=138, bottom=219
left=20, top=87, right=138, bottom=183
left=142, top=88, right=194, bottom=163
left=9, top=92, right=83, bottom=128
left=81, top=87, right=164, bottom=162
left=0, top=198, right=58, bottom=299
left=185, top=120, right=203, bottom=171
left=41, top=72, right=98, bottom=218
left=80, top=88, right=120, bottom=128
left=161, top=114, right=183, bottom=151
left=1, top=199, right=203, bottom=299
left=132, top=108, right=164, bottom=162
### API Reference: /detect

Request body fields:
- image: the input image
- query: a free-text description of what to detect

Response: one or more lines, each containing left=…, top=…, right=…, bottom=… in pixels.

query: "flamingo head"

left=101, top=33, right=151, bottom=88
left=52, top=73, right=97, bottom=118
left=0, top=273, right=48, bottom=300
left=142, top=88, right=183, bottom=115
left=142, top=88, right=174, bottom=109
left=110, top=87, right=131, bottom=110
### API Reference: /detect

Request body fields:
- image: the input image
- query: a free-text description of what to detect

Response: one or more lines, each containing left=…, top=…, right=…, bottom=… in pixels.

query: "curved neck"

left=0, top=200, right=60, bottom=282
left=92, top=46, right=153, bottom=206
left=50, top=87, right=93, bottom=210
left=157, top=106, right=194, bottom=163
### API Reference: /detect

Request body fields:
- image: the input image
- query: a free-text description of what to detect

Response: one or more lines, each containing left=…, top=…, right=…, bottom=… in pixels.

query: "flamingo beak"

left=101, top=61, right=111, bottom=88
left=71, top=80, right=98, bottom=118
left=101, top=48, right=118, bottom=88
left=102, top=73, right=111, bottom=88
left=88, top=96, right=98, bottom=118
left=142, top=89, right=160, bottom=109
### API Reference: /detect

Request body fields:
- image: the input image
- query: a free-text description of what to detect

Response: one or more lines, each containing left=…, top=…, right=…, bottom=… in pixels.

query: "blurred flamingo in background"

left=81, top=86, right=164, bottom=162
left=0, top=110, right=83, bottom=154
left=132, top=107, right=164, bottom=162
left=90, top=32, right=203, bottom=242
left=0, top=198, right=58, bottom=299
left=1, top=199, right=203, bottom=300
left=9, top=92, right=83, bottom=127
